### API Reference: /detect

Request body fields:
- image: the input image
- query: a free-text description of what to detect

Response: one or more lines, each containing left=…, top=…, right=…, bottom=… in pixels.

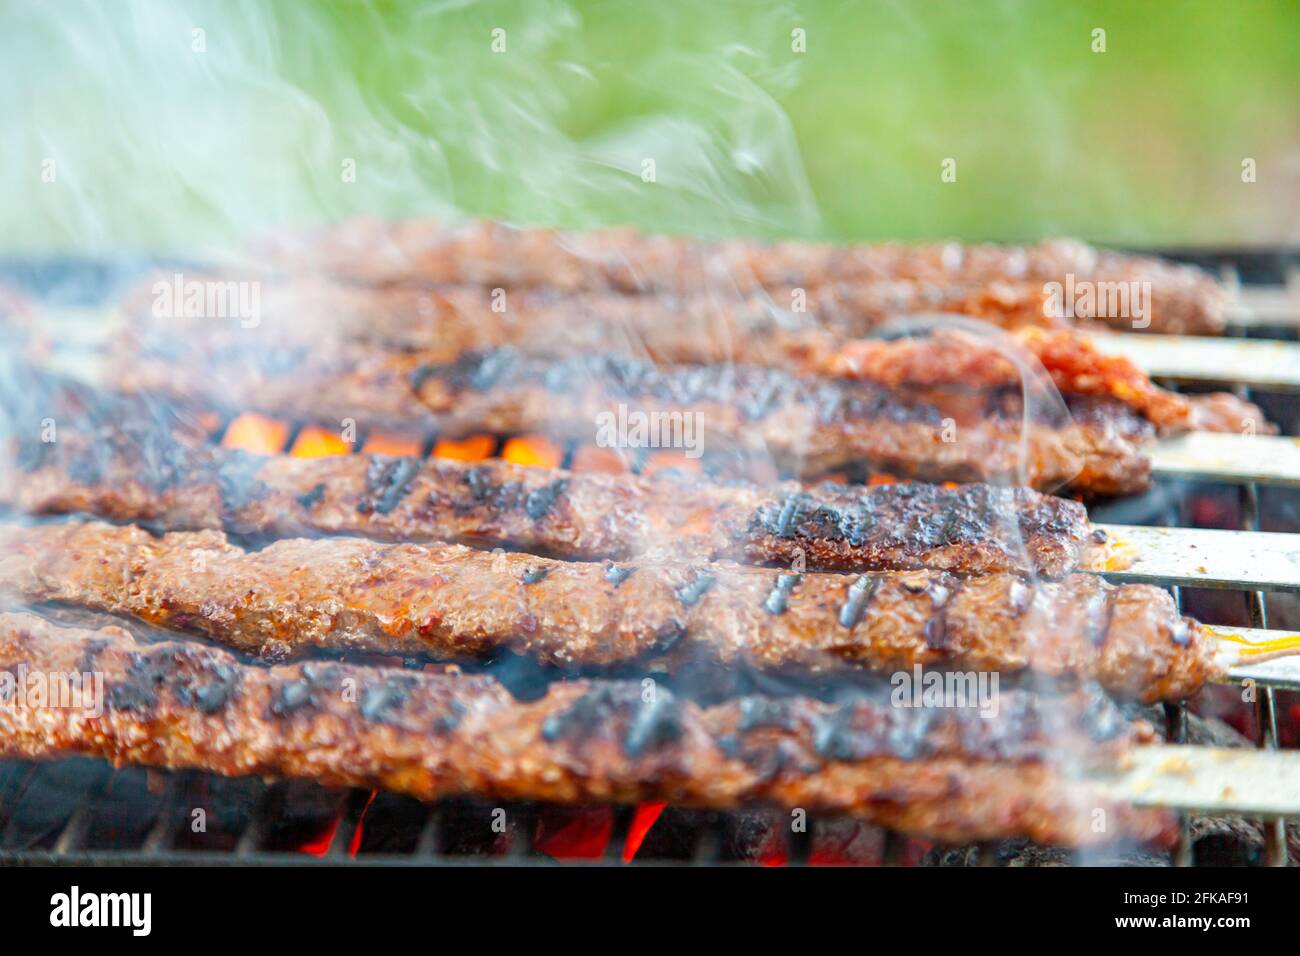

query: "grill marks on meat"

left=410, top=348, right=1154, bottom=494
left=0, top=612, right=1174, bottom=846
left=114, top=277, right=1265, bottom=438
left=249, top=220, right=1224, bottom=334
left=3, top=438, right=1102, bottom=577
left=0, top=521, right=1216, bottom=702
left=826, top=327, right=1272, bottom=436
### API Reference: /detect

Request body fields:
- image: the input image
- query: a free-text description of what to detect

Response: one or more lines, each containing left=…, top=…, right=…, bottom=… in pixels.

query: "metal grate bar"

left=1088, top=331, right=1300, bottom=391
left=1097, top=523, right=1300, bottom=592
left=1165, top=578, right=1193, bottom=867
left=503, top=804, right=534, bottom=859
left=1222, top=635, right=1300, bottom=693
left=881, top=830, right=905, bottom=866
left=603, top=806, right=633, bottom=863
left=235, top=783, right=283, bottom=856
left=1162, top=701, right=1193, bottom=866
left=325, top=789, right=372, bottom=858
left=51, top=769, right=111, bottom=854
left=1236, top=383, right=1288, bottom=868
left=139, top=771, right=186, bottom=854
left=1149, top=433, right=1300, bottom=487
left=691, top=814, right=723, bottom=864
left=1100, top=744, right=1300, bottom=817
left=786, top=818, right=813, bottom=866
left=0, top=762, right=40, bottom=843
left=1225, top=277, right=1300, bottom=328
left=415, top=806, right=443, bottom=858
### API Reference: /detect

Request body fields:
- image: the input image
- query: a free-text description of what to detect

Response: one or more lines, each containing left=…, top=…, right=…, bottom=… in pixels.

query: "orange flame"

left=347, top=789, right=379, bottom=857
left=501, top=435, right=563, bottom=469
left=297, top=814, right=342, bottom=857
left=433, top=434, right=496, bottom=461
left=290, top=425, right=350, bottom=458
left=534, top=806, right=613, bottom=860
left=222, top=413, right=290, bottom=455
left=758, top=840, right=790, bottom=867
left=621, top=801, right=667, bottom=863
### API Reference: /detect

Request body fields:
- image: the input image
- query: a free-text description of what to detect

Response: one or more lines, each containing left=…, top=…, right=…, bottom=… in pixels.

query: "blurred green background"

left=3, top=0, right=1298, bottom=253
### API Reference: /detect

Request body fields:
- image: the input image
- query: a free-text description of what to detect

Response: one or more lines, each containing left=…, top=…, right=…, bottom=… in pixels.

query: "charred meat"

left=115, top=279, right=1264, bottom=435
left=0, top=521, right=1217, bottom=701
left=411, top=349, right=1155, bottom=494
left=3, top=435, right=1104, bottom=577
left=0, top=611, right=1174, bottom=846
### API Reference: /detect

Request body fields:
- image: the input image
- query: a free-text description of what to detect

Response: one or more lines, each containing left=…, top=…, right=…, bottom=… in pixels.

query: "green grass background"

left=3, top=0, right=1298, bottom=253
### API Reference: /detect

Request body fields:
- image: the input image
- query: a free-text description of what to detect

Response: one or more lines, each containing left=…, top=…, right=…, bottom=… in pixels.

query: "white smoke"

left=0, top=0, right=818, bottom=255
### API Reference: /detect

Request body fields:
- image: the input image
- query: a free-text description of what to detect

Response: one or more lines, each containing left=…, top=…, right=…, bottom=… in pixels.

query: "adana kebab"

left=246, top=219, right=1224, bottom=334
left=0, top=612, right=1175, bottom=847
left=104, top=344, right=1154, bottom=494
left=115, top=278, right=1265, bottom=435
left=412, top=348, right=1155, bottom=495
left=4, top=434, right=1107, bottom=577
left=0, top=520, right=1222, bottom=703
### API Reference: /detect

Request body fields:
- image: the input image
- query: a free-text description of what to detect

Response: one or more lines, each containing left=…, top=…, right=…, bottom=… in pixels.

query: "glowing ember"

left=758, top=839, right=789, bottom=867
left=533, top=805, right=613, bottom=860
left=569, top=445, right=630, bottom=474
left=221, top=413, right=290, bottom=455
left=297, top=814, right=343, bottom=857
left=360, top=432, right=423, bottom=456
left=433, top=434, right=496, bottom=461
left=347, top=790, right=378, bottom=857
left=290, top=425, right=350, bottom=458
left=621, top=801, right=666, bottom=863
left=501, top=435, right=563, bottom=468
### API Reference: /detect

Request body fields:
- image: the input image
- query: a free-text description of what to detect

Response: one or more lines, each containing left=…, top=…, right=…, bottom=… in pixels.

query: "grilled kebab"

left=3, top=433, right=1108, bottom=577
left=412, top=349, right=1156, bottom=494
left=246, top=219, right=1224, bottom=334
left=115, top=277, right=1265, bottom=435
left=0, top=611, right=1175, bottom=846
left=0, top=521, right=1218, bottom=702
left=99, top=344, right=1155, bottom=493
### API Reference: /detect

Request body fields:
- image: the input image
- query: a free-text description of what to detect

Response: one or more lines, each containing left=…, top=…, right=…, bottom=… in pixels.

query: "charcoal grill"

left=2, top=247, right=1299, bottom=867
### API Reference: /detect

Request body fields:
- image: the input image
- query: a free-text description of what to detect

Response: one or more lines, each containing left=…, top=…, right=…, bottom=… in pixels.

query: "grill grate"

left=1, top=248, right=1298, bottom=866
left=0, top=762, right=857, bottom=865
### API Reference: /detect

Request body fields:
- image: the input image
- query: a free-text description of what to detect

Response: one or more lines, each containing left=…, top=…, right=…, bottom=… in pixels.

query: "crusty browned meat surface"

left=104, top=341, right=1154, bottom=493
left=108, top=341, right=441, bottom=434
left=115, top=276, right=1264, bottom=434
left=0, top=521, right=1218, bottom=702
left=0, top=611, right=1175, bottom=846
left=410, top=349, right=1154, bottom=495
left=826, top=327, right=1272, bottom=436
left=2, top=432, right=1104, bottom=577
left=247, top=219, right=1224, bottom=334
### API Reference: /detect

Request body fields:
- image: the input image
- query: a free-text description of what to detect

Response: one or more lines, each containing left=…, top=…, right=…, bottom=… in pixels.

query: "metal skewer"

left=1089, top=330, right=1300, bottom=391
left=1095, top=524, right=1300, bottom=592
left=1100, top=744, right=1300, bottom=818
